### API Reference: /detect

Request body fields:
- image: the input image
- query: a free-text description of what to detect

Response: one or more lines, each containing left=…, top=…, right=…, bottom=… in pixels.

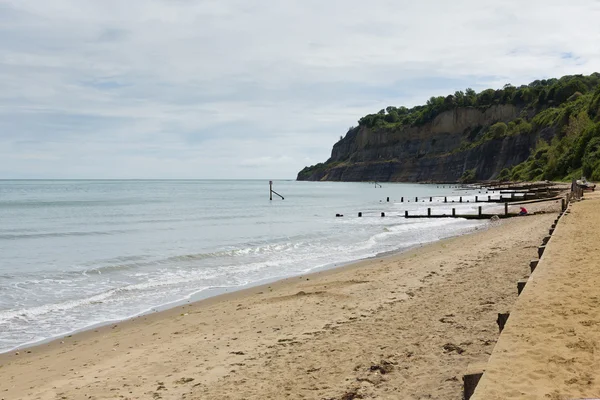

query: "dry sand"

left=473, top=191, right=600, bottom=400
left=0, top=207, right=559, bottom=400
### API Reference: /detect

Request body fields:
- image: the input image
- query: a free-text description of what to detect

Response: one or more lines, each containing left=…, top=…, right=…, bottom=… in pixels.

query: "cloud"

left=1, top=0, right=600, bottom=178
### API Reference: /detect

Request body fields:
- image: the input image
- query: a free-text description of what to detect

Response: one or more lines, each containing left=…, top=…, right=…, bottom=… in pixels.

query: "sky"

left=1, top=0, right=600, bottom=179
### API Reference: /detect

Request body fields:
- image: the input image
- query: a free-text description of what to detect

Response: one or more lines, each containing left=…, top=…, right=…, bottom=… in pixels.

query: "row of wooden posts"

left=352, top=198, right=567, bottom=220
left=462, top=198, right=571, bottom=399
left=365, top=204, right=502, bottom=218
left=393, top=194, right=526, bottom=203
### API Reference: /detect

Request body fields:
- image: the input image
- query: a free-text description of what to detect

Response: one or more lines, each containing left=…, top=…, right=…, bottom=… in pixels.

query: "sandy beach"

left=0, top=205, right=559, bottom=400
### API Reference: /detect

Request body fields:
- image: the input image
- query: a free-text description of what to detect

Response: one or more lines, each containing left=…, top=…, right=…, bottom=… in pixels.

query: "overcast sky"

left=1, top=0, right=600, bottom=179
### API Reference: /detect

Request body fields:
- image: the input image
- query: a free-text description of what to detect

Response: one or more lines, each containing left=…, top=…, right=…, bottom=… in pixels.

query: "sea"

left=0, top=180, right=495, bottom=353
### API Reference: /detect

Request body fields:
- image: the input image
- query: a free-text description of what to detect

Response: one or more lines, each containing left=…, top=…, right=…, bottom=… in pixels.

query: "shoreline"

left=1, top=205, right=560, bottom=399
left=1, top=220, right=487, bottom=356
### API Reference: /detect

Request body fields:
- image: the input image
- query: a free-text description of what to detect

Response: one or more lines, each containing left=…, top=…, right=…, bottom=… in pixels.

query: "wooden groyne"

left=344, top=182, right=567, bottom=221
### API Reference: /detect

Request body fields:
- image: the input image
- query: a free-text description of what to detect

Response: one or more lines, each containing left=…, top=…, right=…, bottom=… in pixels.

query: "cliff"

left=298, top=74, right=600, bottom=183
left=298, top=105, right=551, bottom=182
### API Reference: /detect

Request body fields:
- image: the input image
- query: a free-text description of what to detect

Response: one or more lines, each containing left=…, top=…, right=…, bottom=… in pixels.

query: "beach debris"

left=443, top=343, right=465, bottom=354
left=369, top=360, right=394, bottom=374
left=230, top=351, right=245, bottom=355
left=338, top=389, right=363, bottom=400
left=175, top=377, right=194, bottom=384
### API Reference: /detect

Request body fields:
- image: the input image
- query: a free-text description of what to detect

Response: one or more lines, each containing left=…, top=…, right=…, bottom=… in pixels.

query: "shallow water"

left=0, top=179, right=491, bottom=352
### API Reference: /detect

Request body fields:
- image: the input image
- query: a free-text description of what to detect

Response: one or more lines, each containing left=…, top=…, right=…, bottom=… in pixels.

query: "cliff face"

left=297, top=105, right=553, bottom=182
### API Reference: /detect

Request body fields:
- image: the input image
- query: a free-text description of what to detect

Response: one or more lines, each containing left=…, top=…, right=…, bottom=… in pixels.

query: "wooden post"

left=452, top=208, right=456, bottom=217
left=463, top=363, right=487, bottom=400
left=504, top=202, right=508, bottom=216
left=517, top=278, right=528, bottom=295
left=269, top=180, right=273, bottom=201
left=460, top=196, right=462, bottom=203
left=387, top=197, right=390, bottom=202
left=381, top=212, right=385, bottom=217
left=358, top=212, right=362, bottom=217
left=405, top=210, right=408, bottom=218
left=497, top=312, right=510, bottom=333
left=561, top=198, right=565, bottom=211
left=444, top=196, right=447, bottom=203
left=475, top=195, right=478, bottom=202
left=538, top=245, right=546, bottom=258
left=530, top=260, right=539, bottom=273
left=428, top=208, right=431, bottom=216
left=478, top=206, right=482, bottom=216
left=401, top=197, right=404, bottom=202
left=488, top=195, right=491, bottom=201
left=430, top=196, right=433, bottom=202
left=415, top=196, right=418, bottom=202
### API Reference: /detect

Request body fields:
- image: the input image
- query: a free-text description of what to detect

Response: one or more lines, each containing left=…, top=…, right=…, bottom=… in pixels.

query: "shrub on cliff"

left=460, top=169, right=477, bottom=183
left=498, top=168, right=511, bottom=182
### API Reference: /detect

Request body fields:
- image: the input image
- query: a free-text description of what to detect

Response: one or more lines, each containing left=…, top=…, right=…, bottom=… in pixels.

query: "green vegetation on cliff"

left=357, top=74, right=599, bottom=130
left=510, top=84, right=600, bottom=181
left=298, top=73, right=600, bottom=182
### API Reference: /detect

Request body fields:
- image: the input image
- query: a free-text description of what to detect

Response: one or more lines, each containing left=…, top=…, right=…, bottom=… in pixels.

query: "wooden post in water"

left=358, top=212, right=362, bottom=217
left=430, top=197, right=433, bottom=202
left=381, top=212, right=385, bottom=217
left=488, top=195, right=491, bottom=201
left=387, top=197, right=390, bottom=202
left=428, top=208, right=431, bottom=216
left=452, top=208, right=456, bottom=217
left=460, top=196, right=463, bottom=203
left=444, top=197, right=447, bottom=203
left=478, top=206, right=482, bottom=216
left=475, top=196, right=478, bottom=202
left=504, top=202, right=508, bottom=216
left=405, top=210, right=408, bottom=218
left=269, top=180, right=285, bottom=200
left=415, top=196, right=418, bottom=202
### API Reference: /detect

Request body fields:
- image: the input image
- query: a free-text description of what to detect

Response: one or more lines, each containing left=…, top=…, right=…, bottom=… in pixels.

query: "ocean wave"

left=0, top=229, right=137, bottom=240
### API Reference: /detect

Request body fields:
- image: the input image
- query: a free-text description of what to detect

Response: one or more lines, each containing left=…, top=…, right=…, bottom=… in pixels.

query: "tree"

left=465, top=88, right=477, bottom=106
left=454, top=90, right=465, bottom=106
left=477, top=89, right=496, bottom=106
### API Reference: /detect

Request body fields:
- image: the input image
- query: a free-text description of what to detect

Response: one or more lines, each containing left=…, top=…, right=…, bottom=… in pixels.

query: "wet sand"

left=0, top=207, right=558, bottom=400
